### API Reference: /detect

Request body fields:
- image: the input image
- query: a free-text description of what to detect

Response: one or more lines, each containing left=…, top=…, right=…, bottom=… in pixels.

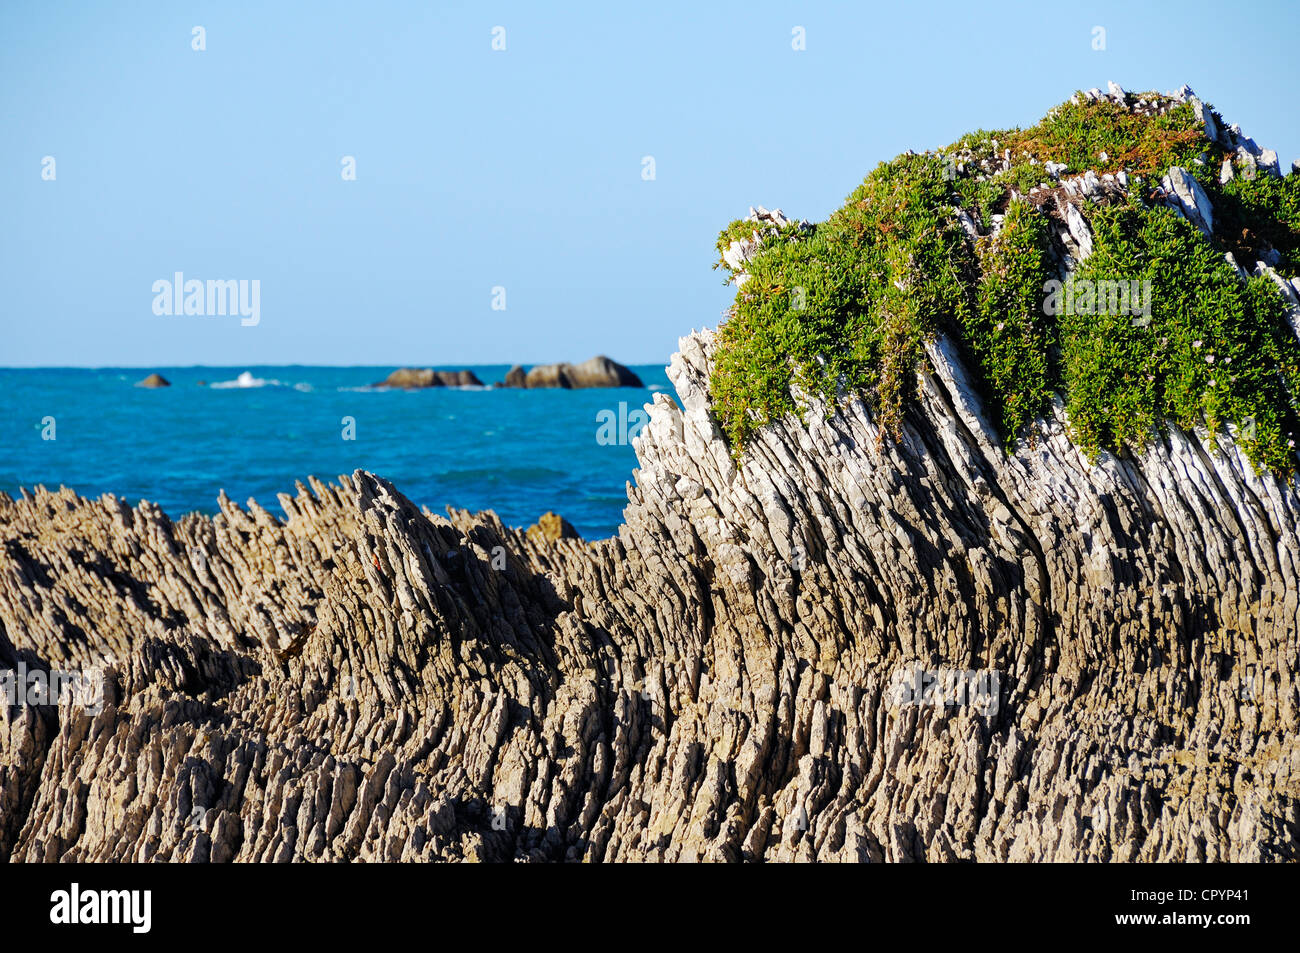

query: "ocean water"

left=0, top=365, right=673, bottom=539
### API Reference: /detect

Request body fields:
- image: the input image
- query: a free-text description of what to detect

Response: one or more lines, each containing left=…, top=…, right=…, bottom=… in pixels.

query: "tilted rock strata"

left=1, top=330, right=1298, bottom=862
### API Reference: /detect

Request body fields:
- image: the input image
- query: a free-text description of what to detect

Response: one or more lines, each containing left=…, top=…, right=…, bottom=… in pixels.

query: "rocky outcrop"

left=525, top=511, right=579, bottom=543
left=501, top=356, right=643, bottom=389
left=374, top=368, right=484, bottom=389
left=1162, top=166, right=1214, bottom=237
left=137, top=373, right=171, bottom=388
left=720, top=206, right=812, bottom=288
left=2, top=323, right=1298, bottom=862
left=523, top=364, right=569, bottom=388
left=3, top=82, right=1297, bottom=864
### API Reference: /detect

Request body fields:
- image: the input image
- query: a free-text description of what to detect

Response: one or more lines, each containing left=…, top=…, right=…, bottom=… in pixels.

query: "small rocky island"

left=498, top=355, right=643, bottom=389
left=136, top=373, right=171, bottom=388
left=373, top=356, right=642, bottom=390
left=373, top=368, right=485, bottom=388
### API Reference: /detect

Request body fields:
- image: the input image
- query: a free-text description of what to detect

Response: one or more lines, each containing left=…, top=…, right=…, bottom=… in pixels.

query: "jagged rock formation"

left=136, top=373, right=171, bottom=388
left=1, top=325, right=1297, bottom=862
left=3, top=83, right=1298, bottom=863
left=374, top=368, right=485, bottom=389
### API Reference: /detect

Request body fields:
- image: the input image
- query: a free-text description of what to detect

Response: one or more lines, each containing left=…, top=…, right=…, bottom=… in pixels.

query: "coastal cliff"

left=2, top=84, right=1298, bottom=862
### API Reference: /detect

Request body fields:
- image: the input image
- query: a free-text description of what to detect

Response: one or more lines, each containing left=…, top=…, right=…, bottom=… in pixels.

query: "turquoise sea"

left=0, top=365, right=672, bottom=539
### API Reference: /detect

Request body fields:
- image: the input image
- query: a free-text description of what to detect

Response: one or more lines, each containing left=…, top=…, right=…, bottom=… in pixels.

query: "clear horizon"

left=3, top=0, right=1298, bottom=368
left=0, top=359, right=669, bottom=370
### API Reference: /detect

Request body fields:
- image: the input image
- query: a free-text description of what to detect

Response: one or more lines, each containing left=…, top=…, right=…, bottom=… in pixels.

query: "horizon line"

left=0, top=357, right=671, bottom=371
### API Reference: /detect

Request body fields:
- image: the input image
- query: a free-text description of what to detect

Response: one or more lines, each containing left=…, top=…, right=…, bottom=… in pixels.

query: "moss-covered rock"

left=710, top=85, right=1300, bottom=476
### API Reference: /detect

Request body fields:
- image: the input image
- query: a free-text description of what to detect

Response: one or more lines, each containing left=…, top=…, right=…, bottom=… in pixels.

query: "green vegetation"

left=1062, top=198, right=1300, bottom=470
left=710, top=90, right=1300, bottom=475
left=965, top=199, right=1057, bottom=446
left=713, top=218, right=763, bottom=272
left=998, top=161, right=1054, bottom=197
left=951, top=174, right=1005, bottom=230
left=712, top=152, right=976, bottom=447
left=1006, top=96, right=1205, bottom=177
left=1209, top=171, right=1300, bottom=274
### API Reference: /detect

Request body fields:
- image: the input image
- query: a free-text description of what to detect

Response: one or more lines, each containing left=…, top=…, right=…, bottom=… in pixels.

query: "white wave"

left=210, top=371, right=310, bottom=390
left=210, top=371, right=275, bottom=389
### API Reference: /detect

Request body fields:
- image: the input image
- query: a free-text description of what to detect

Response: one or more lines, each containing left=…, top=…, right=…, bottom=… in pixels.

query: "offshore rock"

left=519, top=355, right=643, bottom=389
left=374, top=368, right=485, bottom=389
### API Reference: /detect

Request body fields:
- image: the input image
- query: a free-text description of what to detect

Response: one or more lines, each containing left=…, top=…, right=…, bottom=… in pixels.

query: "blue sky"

left=2, top=0, right=1297, bottom=367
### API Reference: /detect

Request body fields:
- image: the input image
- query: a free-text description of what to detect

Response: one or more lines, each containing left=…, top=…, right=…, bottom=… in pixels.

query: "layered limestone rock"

left=1, top=326, right=1297, bottom=862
